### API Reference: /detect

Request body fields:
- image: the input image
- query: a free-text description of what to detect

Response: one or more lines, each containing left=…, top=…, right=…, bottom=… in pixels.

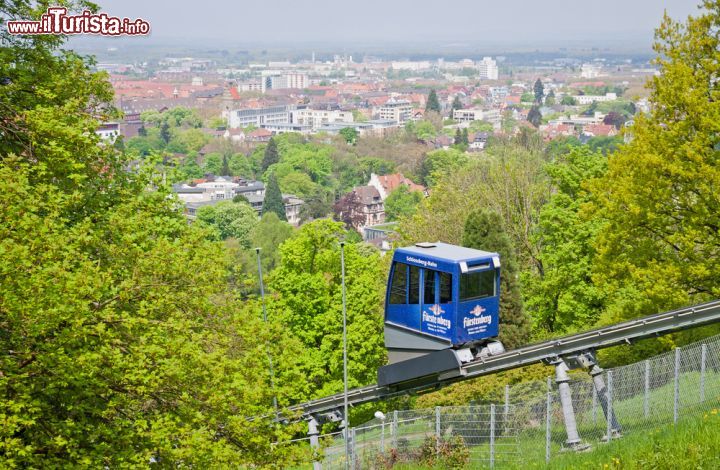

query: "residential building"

left=96, top=122, right=120, bottom=141
left=368, top=173, right=426, bottom=200
left=262, top=73, right=308, bottom=92
left=282, top=194, right=304, bottom=226
left=261, top=123, right=313, bottom=135
left=376, top=99, right=412, bottom=124
left=227, top=105, right=294, bottom=128
left=469, top=132, right=490, bottom=151
left=352, top=185, right=385, bottom=229
left=453, top=108, right=501, bottom=125
left=292, top=108, right=354, bottom=130
left=477, top=57, right=499, bottom=80
left=581, top=63, right=602, bottom=79
left=576, top=93, right=617, bottom=105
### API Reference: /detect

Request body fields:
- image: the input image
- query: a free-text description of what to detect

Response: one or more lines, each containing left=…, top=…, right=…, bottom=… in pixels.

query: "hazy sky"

left=92, top=0, right=700, bottom=45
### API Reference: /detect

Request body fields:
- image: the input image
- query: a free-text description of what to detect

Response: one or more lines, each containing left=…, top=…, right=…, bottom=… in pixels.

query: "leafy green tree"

left=527, top=105, right=542, bottom=128
left=0, top=3, right=303, bottom=463
left=160, top=120, right=171, bottom=144
left=177, top=157, right=204, bottom=180
left=263, top=172, right=287, bottom=221
left=454, top=128, right=463, bottom=145
left=525, top=147, right=608, bottom=334
left=229, top=152, right=253, bottom=177
left=463, top=210, right=531, bottom=349
left=420, top=148, right=469, bottom=186
left=385, top=185, right=424, bottom=221
left=252, top=212, right=294, bottom=272
left=339, top=126, right=359, bottom=145
left=561, top=95, right=578, bottom=106
left=591, top=1, right=720, bottom=325
left=261, top=137, right=279, bottom=172
left=426, top=89, right=441, bottom=113
left=221, top=154, right=231, bottom=175
left=520, top=92, right=534, bottom=103
left=407, top=120, right=437, bottom=141
left=462, top=128, right=469, bottom=145
left=203, top=152, right=223, bottom=175
left=268, top=220, right=386, bottom=401
left=545, top=89, right=556, bottom=106
left=137, top=125, right=147, bottom=136
left=533, top=78, right=544, bottom=104
left=279, top=171, right=318, bottom=199
left=196, top=201, right=259, bottom=245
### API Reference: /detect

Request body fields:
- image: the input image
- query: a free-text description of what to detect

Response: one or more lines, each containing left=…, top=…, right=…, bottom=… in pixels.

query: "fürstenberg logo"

left=6, top=7, right=150, bottom=36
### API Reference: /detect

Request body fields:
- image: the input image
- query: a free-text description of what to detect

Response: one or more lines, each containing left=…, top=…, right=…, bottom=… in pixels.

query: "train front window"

left=408, top=265, right=420, bottom=304
left=460, top=269, right=496, bottom=301
left=389, top=263, right=407, bottom=304
left=439, top=272, right=452, bottom=304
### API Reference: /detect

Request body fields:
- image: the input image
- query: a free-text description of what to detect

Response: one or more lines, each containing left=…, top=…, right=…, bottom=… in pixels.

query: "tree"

left=462, top=128, right=469, bottom=145
left=591, top=2, right=720, bottom=326
left=137, top=125, right=147, bottom=137
left=385, top=185, right=423, bottom=221
left=533, top=79, right=544, bottom=104
left=203, top=152, right=223, bottom=175
left=339, top=126, right=358, bottom=145
left=561, top=95, right=578, bottom=106
left=426, top=89, right=441, bottom=113
left=261, top=137, right=279, bottom=172
left=221, top=154, right=231, bottom=176
left=603, top=111, right=627, bottom=130
left=252, top=212, right=294, bottom=272
left=527, top=105, right=542, bottom=128
left=0, top=3, right=302, bottom=463
left=454, top=128, right=463, bottom=145
left=545, top=89, right=556, bottom=106
left=420, top=148, right=469, bottom=186
left=159, top=120, right=171, bottom=144
left=268, top=220, right=386, bottom=404
left=196, top=201, right=259, bottom=246
left=263, top=172, right=287, bottom=221
left=451, top=95, right=463, bottom=112
left=463, top=209, right=531, bottom=349
left=333, top=190, right=366, bottom=230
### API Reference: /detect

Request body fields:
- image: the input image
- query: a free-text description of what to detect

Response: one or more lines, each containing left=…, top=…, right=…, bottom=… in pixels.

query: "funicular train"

left=377, top=242, right=505, bottom=387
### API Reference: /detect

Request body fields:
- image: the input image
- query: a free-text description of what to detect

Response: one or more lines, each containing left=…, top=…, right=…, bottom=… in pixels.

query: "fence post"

left=435, top=406, right=441, bottom=455
left=392, top=410, right=398, bottom=449
left=504, top=384, right=510, bottom=426
left=545, top=377, right=552, bottom=463
left=674, top=347, right=681, bottom=425
left=606, top=371, right=613, bottom=442
left=308, top=417, right=322, bottom=470
left=701, top=344, right=707, bottom=403
left=644, top=359, right=650, bottom=418
left=490, top=403, right=496, bottom=469
left=349, top=428, right=355, bottom=470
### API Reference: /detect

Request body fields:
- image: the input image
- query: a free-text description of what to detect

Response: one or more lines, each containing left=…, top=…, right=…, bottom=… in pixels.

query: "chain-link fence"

left=283, top=332, right=720, bottom=469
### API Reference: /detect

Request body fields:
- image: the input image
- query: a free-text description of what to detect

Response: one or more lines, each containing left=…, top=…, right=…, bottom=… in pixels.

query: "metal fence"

left=285, top=332, right=720, bottom=469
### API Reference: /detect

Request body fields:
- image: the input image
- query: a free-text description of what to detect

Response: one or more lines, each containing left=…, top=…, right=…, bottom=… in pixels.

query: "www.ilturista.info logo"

left=463, top=305, right=492, bottom=329
left=6, top=8, right=150, bottom=36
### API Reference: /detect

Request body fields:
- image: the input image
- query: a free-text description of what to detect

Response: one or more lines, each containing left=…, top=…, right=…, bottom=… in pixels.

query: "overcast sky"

left=92, top=0, right=700, bottom=46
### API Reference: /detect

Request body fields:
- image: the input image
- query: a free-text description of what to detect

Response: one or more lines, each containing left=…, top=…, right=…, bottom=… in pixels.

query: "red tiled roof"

left=376, top=173, right=425, bottom=195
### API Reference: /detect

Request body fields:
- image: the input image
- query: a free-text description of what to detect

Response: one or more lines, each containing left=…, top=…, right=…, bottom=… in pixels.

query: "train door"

left=420, top=268, right=454, bottom=340
left=457, top=264, right=500, bottom=342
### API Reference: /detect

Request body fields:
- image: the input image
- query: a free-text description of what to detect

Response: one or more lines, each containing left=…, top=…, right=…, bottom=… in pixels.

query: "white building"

left=575, top=92, right=617, bottom=105
left=478, top=57, right=499, bottom=80
left=391, top=61, right=432, bottom=71
left=453, top=108, right=501, bottom=125
left=226, top=105, right=294, bottom=129
left=581, top=63, right=602, bottom=79
left=376, top=99, right=412, bottom=124
left=262, top=73, right=308, bottom=92
left=292, top=108, right=354, bottom=130
left=96, top=122, right=120, bottom=142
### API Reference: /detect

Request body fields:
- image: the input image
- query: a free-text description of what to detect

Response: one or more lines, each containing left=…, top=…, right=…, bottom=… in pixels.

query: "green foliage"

left=524, top=147, right=608, bottom=334
left=263, top=172, right=287, bottom=221
left=385, top=185, right=424, bottom=221
left=520, top=92, right=535, bottom=103
left=463, top=209, right=531, bottom=349
left=468, top=120, right=494, bottom=133
left=177, top=156, right=204, bottom=180
left=590, top=2, right=720, bottom=324
left=426, top=89, right=441, bottom=113
left=406, top=120, right=438, bottom=141
left=533, top=78, right=544, bottom=104
left=527, top=105, right=542, bottom=128
left=252, top=212, right=294, bottom=272
left=339, top=126, right=359, bottom=144
left=229, top=152, right=253, bottom=177
left=196, top=201, right=259, bottom=245
left=451, top=95, right=463, bottom=111
left=261, top=137, right=279, bottom=172
left=268, top=220, right=386, bottom=402
left=560, top=95, right=578, bottom=106
left=420, top=148, right=469, bottom=186
left=203, top=152, right=223, bottom=175
left=279, top=171, right=319, bottom=199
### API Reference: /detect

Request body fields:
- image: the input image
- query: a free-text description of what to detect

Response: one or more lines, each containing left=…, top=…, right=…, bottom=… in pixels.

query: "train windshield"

left=459, top=269, right=496, bottom=301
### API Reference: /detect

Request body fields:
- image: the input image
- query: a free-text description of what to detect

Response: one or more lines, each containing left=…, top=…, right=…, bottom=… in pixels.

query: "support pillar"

left=551, top=358, right=587, bottom=450
left=588, top=364, right=622, bottom=440
left=308, top=416, right=322, bottom=470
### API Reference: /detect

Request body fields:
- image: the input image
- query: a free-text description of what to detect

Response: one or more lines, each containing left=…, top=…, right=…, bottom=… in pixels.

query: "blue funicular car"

left=378, top=242, right=505, bottom=387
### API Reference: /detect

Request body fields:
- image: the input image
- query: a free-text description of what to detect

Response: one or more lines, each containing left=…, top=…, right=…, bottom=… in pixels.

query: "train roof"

left=396, top=242, right=498, bottom=263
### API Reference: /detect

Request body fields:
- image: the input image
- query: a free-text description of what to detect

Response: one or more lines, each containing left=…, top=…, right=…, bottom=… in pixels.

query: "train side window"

left=423, top=269, right=436, bottom=304
left=408, top=265, right=420, bottom=304
left=460, top=269, right=496, bottom=301
left=439, top=272, right=452, bottom=304
left=389, top=263, right=407, bottom=304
